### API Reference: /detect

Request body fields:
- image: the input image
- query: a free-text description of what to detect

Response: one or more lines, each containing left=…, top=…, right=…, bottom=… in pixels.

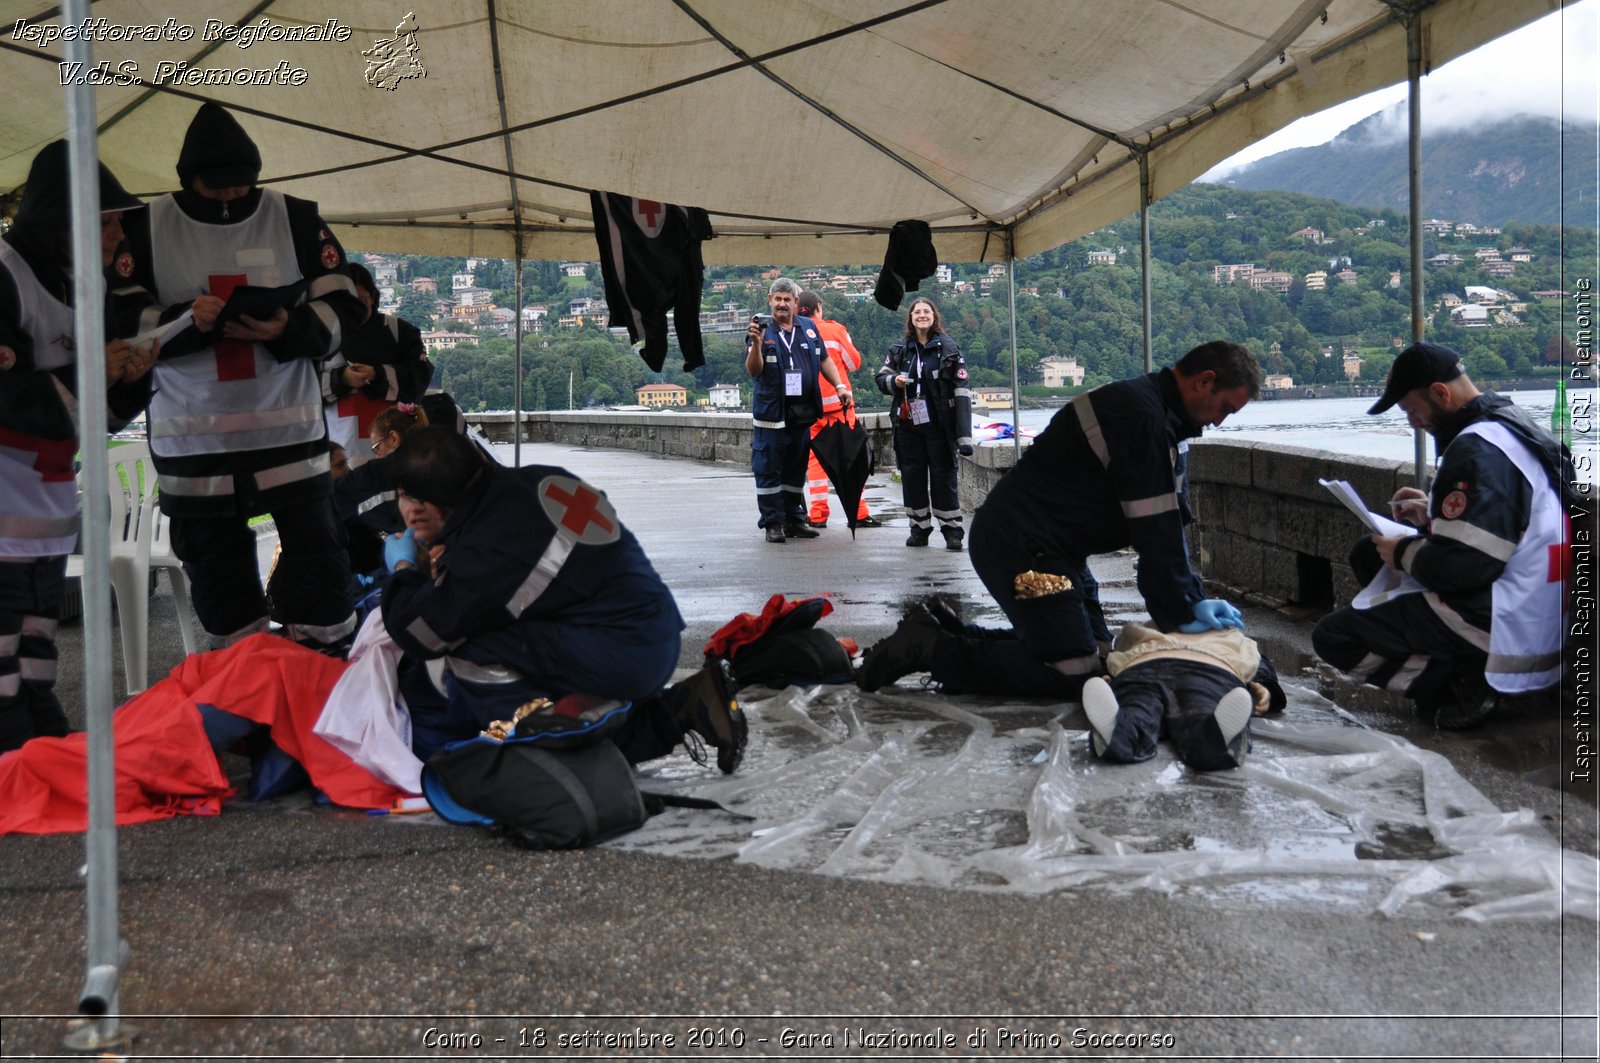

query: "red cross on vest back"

left=0, top=427, right=78, bottom=482
left=208, top=273, right=257, bottom=381
left=1550, top=513, right=1573, bottom=591
left=635, top=200, right=662, bottom=228
left=336, top=392, right=388, bottom=437
left=544, top=481, right=615, bottom=537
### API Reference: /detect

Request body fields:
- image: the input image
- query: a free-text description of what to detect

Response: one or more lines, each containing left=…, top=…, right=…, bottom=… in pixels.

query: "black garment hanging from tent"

left=590, top=191, right=714, bottom=372
left=809, top=419, right=872, bottom=538
left=873, top=219, right=937, bottom=311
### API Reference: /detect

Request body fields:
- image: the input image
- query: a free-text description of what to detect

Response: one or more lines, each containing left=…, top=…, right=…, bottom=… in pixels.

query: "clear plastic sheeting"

left=621, top=681, right=1599, bottom=923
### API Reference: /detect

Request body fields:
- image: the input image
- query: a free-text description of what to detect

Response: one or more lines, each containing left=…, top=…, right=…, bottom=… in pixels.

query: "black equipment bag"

left=729, top=627, right=854, bottom=689
left=422, top=736, right=647, bottom=850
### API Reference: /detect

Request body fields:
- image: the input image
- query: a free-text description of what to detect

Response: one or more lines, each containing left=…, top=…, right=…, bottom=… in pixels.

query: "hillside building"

left=1038, top=357, right=1085, bottom=388
left=1248, top=271, right=1294, bottom=294
left=422, top=331, right=476, bottom=352
left=636, top=383, right=687, bottom=408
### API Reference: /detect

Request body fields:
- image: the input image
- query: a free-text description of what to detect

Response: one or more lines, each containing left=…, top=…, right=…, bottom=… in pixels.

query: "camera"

left=753, top=313, right=773, bottom=328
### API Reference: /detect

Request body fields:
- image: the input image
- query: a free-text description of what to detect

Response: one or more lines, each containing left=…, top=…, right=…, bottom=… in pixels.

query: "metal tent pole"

left=514, top=229, right=525, bottom=468
left=1007, top=234, right=1021, bottom=459
left=1405, top=6, right=1429, bottom=487
left=61, top=0, right=132, bottom=1050
left=1139, top=152, right=1154, bottom=373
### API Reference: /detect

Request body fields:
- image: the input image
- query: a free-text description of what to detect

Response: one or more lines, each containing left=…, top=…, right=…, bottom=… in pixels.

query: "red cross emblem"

left=207, top=273, right=256, bottom=381
left=1550, top=513, right=1573, bottom=590
left=539, top=475, right=620, bottom=545
left=632, top=198, right=665, bottom=238
left=336, top=391, right=388, bottom=437
left=0, top=427, right=77, bottom=482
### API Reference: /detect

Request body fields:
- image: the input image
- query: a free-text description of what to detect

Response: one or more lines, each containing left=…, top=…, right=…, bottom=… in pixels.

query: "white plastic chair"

left=67, top=442, right=201, bottom=693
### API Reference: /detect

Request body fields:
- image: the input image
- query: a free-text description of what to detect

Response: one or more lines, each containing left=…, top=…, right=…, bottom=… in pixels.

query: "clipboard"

left=211, top=282, right=305, bottom=330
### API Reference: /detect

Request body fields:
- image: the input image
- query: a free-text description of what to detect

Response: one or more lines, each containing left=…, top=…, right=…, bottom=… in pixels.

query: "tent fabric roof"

left=1, top=0, right=1558, bottom=264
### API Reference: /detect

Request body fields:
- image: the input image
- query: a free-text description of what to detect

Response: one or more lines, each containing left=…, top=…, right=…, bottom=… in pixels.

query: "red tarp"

left=0, top=634, right=405, bottom=835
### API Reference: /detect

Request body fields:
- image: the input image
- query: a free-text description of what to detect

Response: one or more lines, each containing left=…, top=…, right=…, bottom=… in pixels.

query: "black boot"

left=1435, top=671, right=1499, bottom=730
left=665, top=659, right=748, bottom=773
left=919, top=596, right=967, bottom=635
left=941, top=526, right=964, bottom=551
left=906, top=526, right=931, bottom=548
left=857, top=609, right=941, bottom=692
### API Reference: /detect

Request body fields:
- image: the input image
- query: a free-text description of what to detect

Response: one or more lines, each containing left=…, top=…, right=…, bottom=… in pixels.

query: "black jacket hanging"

left=873, top=219, right=938, bottom=311
left=589, top=191, right=713, bottom=372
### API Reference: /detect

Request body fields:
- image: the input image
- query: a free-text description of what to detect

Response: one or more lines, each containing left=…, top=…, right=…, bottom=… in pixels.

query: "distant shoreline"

left=975, top=375, right=1560, bottom=411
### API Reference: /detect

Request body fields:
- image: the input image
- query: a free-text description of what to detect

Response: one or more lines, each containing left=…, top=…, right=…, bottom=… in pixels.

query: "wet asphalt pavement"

left=2, top=442, right=1595, bottom=1061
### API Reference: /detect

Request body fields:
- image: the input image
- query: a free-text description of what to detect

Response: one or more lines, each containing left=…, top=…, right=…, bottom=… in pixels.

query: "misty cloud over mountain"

left=1209, top=108, right=1597, bottom=227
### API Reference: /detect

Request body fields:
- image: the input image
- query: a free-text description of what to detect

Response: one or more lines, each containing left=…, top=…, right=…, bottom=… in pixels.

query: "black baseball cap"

left=1367, top=342, right=1465, bottom=415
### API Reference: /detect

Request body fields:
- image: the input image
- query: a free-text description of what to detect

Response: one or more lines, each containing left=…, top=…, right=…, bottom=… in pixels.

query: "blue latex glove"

left=383, top=528, right=418, bottom=572
left=1177, top=598, right=1245, bottom=633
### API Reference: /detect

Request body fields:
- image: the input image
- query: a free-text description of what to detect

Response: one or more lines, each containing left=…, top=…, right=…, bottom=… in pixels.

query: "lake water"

left=983, top=388, right=1595, bottom=477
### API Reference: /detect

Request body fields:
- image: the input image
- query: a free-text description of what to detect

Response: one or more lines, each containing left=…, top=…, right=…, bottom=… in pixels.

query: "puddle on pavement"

left=617, top=680, right=1599, bottom=923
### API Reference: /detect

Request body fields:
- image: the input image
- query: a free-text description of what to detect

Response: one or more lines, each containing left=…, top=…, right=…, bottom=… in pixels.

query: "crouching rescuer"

left=378, top=427, right=747, bottom=772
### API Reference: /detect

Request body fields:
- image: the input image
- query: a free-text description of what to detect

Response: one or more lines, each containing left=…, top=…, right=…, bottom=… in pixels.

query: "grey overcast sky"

left=1204, top=0, right=1599, bottom=178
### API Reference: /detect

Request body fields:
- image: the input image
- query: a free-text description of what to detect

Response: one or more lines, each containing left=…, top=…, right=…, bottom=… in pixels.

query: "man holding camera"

left=744, top=278, right=851, bottom=543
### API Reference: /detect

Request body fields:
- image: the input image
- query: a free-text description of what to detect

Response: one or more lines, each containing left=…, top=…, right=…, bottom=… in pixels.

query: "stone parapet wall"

left=468, top=410, right=897, bottom=470
left=949, top=435, right=1433, bottom=610
left=957, top=439, right=1027, bottom=505
left=1185, top=439, right=1422, bottom=608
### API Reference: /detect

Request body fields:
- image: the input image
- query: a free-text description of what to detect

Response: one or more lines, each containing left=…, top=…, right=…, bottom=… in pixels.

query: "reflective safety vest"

left=1352, top=419, right=1566, bottom=694
left=814, top=316, right=861, bottom=418
left=145, top=189, right=322, bottom=458
left=324, top=316, right=404, bottom=467
left=0, top=244, right=79, bottom=557
left=1460, top=420, right=1566, bottom=692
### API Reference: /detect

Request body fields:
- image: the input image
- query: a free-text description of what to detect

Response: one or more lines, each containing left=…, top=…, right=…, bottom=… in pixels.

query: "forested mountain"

left=1216, top=109, right=1597, bottom=228
left=382, top=182, right=1591, bottom=413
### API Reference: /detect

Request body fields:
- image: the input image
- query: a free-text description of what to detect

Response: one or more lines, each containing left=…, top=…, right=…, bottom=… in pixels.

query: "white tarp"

left=618, top=679, right=1598, bottom=923
left=0, top=0, right=1562, bottom=263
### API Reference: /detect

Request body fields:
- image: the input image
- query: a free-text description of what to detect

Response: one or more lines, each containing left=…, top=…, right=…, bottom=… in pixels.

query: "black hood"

left=5, top=139, right=142, bottom=297
left=14, top=139, right=142, bottom=232
left=176, top=103, right=261, bottom=190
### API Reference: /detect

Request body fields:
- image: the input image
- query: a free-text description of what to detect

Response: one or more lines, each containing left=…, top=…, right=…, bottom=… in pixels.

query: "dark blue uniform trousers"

left=0, top=557, right=69, bottom=752
left=892, top=418, right=958, bottom=532
left=752, top=423, right=811, bottom=529
left=402, top=624, right=684, bottom=763
left=925, top=507, right=1109, bottom=698
left=1311, top=539, right=1484, bottom=700
left=1098, top=658, right=1248, bottom=772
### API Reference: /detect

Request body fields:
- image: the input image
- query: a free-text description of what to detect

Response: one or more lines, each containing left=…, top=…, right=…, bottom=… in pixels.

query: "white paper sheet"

left=1318, top=477, right=1415, bottom=537
left=128, top=308, right=194, bottom=352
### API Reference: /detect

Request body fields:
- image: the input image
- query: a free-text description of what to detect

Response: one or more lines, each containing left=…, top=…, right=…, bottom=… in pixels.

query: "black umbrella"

left=808, top=419, right=871, bottom=538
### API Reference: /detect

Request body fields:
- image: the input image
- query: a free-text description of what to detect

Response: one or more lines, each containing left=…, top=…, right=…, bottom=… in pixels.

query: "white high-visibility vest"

left=146, top=189, right=322, bottom=458
left=0, top=244, right=80, bottom=557
left=1460, top=420, right=1566, bottom=693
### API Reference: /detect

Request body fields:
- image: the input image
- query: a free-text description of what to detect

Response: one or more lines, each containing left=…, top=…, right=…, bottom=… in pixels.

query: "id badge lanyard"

left=780, top=328, right=803, bottom=397
left=905, top=344, right=930, bottom=424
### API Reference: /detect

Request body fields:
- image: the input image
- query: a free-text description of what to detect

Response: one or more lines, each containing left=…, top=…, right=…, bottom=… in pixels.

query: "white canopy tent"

left=3, top=0, right=1559, bottom=264
left=2, top=0, right=1565, bottom=1047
